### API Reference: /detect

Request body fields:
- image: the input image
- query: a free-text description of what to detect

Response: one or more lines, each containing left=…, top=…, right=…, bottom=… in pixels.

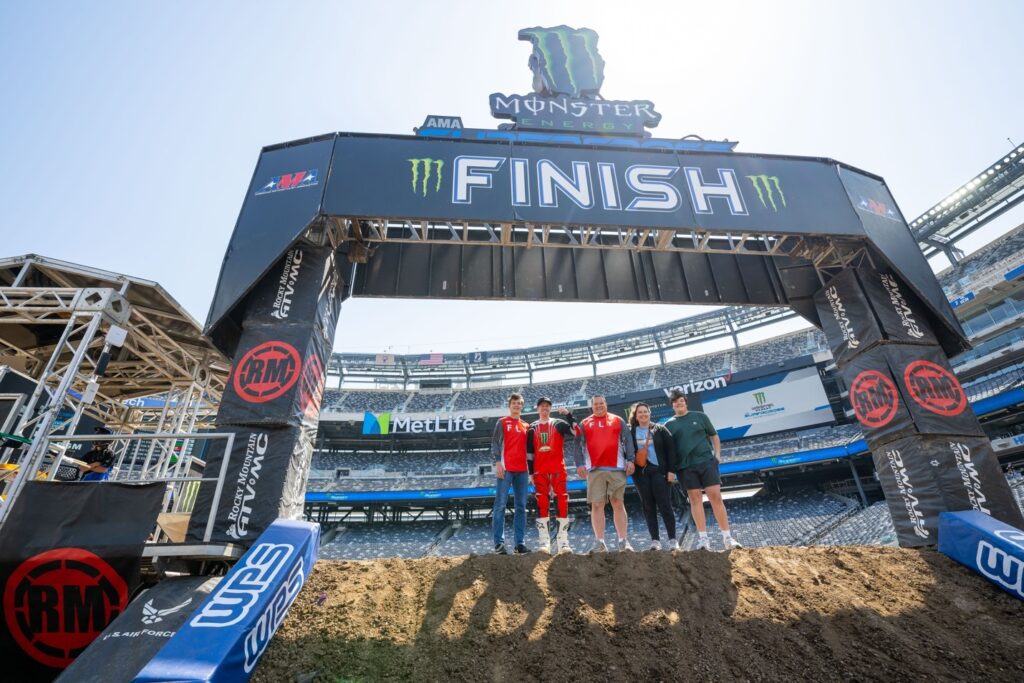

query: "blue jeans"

left=492, top=470, right=529, bottom=546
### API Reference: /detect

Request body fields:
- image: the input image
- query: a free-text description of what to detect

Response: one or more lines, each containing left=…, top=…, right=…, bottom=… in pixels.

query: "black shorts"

left=681, top=459, right=721, bottom=491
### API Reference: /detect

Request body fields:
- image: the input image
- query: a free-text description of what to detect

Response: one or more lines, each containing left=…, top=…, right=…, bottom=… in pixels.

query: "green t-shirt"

left=664, top=411, right=717, bottom=470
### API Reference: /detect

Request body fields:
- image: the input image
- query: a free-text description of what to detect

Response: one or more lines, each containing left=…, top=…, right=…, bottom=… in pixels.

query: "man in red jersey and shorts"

left=526, top=397, right=577, bottom=553
left=575, top=395, right=636, bottom=553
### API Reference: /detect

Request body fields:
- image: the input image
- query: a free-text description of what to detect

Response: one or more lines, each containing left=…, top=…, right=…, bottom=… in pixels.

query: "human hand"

left=667, top=471, right=676, bottom=483
left=576, top=466, right=587, bottom=479
left=625, top=461, right=635, bottom=476
left=558, top=407, right=570, bottom=416
left=528, top=475, right=534, bottom=485
left=495, top=463, right=505, bottom=479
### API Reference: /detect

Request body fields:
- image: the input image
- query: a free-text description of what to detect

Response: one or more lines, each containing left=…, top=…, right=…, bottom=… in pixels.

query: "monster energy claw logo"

left=408, top=158, right=444, bottom=196
left=747, top=175, right=786, bottom=211
left=519, top=25, right=605, bottom=98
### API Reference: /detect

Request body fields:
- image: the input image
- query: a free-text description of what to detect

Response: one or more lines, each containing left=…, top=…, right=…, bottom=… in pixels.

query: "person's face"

left=673, top=395, right=688, bottom=415
left=592, top=396, right=608, bottom=417
left=538, top=403, right=551, bottom=420
left=509, top=398, right=524, bottom=416
left=635, top=405, right=651, bottom=425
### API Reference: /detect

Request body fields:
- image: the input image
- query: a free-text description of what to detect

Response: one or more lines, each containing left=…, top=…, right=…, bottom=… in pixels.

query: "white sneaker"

left=588, top=539, right=608, bottom=554
left=649, top=539, right=662, bottom=551
left=696, top=536, right=711, bottom=551
left=617, top=538, right=634, bottom=552
left=667, top=538, right=680, bottom=551
left=723, top=536, right=743, bottom=550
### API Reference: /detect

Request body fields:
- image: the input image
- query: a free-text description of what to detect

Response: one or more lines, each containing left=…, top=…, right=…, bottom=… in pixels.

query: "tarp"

left=55, top=576, right=220, bottom=683
left=0, top=482, right=164, bottom=681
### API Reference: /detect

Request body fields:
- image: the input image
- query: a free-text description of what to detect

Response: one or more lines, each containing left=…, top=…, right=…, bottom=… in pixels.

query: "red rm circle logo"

left=3, top=548, right=128, bottom=669
left=903, top=359, right=967, bottom=416
left=232, top=341, right=302, bottom=403
left=850, top=370, right=900, bottom=429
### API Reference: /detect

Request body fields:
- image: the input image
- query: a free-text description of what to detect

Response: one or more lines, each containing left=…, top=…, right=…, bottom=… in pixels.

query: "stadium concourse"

left=300, top=222, right=1024, bottom=560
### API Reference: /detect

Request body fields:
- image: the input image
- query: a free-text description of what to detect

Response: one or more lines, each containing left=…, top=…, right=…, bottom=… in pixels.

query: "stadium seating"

left=813, top=502, right=899, bottom=546
left=939, top=224, right=1024, bottom=293
left=679, top=490, right=856, bottom=551
left=318, top=522, right=448, bottom=560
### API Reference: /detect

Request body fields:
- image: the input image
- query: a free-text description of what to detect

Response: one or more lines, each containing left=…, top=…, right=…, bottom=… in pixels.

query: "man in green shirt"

left=664, top=390, right=742, bottom=551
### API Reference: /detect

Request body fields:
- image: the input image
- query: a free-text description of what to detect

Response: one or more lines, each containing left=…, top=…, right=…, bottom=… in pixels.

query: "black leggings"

left=633, top=466, right=676, bottom=540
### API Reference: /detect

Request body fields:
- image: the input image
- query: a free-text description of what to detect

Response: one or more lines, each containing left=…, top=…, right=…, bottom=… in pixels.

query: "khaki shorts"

left=586, top=469, right=627, bottom=504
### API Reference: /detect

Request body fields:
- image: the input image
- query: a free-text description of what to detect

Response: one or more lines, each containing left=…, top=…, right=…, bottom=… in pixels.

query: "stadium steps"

left=798, top=495, right=862, bottom=545
left=423, top=523, right=458, bottom=556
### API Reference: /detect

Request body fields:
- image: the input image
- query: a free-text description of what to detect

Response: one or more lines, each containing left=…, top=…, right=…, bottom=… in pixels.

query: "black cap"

left=535, top=397, right=553, bottom=407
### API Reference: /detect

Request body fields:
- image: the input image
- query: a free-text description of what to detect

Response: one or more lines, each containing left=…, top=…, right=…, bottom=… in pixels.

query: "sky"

left=2, top=1, right=1022, bottom=357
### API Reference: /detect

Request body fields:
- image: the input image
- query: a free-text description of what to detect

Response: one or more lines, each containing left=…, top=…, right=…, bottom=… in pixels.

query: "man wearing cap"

left=78, top=426, right=115, bottom=482
left=526, top=398, right=577, bottom=553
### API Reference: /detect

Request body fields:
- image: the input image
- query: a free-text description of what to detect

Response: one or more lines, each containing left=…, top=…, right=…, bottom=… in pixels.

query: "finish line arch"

left=185, top=130, right=1024, bottom=548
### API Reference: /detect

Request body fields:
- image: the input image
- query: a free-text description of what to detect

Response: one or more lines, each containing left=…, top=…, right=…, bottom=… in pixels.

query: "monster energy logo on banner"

left=490, top=26, right=660, bottom=136
left=754, top=391, right=767, bottom=406
left=519, top=25, right=604, bottom=98
left=747, top=175, right=786, bottom=211
left=408, top=158, right=444, bottom=196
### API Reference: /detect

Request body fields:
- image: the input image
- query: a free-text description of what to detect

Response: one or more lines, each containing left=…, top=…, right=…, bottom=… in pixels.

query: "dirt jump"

left=254, top=547, right=1024, bottom=682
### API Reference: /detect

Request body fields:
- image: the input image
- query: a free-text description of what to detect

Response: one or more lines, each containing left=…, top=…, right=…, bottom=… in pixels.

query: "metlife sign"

left=362, top=410, right=476, bottom=435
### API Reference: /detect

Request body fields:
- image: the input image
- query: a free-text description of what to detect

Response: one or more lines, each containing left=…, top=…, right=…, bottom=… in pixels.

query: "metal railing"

left=28, top=431, right=235, bottom=543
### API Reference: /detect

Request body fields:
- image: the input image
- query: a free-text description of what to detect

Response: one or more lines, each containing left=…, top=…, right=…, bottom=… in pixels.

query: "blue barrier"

left=134, top=519, right=319, bottom=682
left=938, top=511, right=1024, bottom=601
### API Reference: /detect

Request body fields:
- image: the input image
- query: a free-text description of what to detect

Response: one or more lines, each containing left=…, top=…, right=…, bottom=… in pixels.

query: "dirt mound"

left=255, top=547, right=1024, bottom=682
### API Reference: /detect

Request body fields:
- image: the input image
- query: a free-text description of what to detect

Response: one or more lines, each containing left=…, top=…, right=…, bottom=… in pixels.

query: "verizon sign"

left=662, top=373, right=731, bottom=399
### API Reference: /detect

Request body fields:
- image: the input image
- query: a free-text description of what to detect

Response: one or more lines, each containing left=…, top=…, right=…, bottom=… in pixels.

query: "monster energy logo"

left=408, top=158, right=444, bottom=196
left=746, top=175, right=786, bottom=211
left=519, top=25, right=604, bottom=98
left=754, top=391, right=767, bottom=406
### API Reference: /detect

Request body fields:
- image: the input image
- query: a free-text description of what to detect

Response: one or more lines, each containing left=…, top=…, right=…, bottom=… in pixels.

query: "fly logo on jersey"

left=256, top=169, right=319, bottom=196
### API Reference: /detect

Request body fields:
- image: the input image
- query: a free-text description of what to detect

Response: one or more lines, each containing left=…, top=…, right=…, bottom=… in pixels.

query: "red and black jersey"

left=578, top=413, right=634, bottom=470
left=491, top=415, right=530, bottom=472
left=526, top=417, right=576, bottom=474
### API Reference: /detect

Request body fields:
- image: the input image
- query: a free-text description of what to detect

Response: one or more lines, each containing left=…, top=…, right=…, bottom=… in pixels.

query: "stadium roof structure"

left=0, top=254, right=229, bottom=427
left=912, top=140, right=1024, bottom=260
left=330, top=305, right=797, bottom=383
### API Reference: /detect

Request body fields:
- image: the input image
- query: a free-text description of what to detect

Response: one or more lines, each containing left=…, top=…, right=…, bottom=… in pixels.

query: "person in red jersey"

left=491, top=392, right=531, bottom=554
left=574, top=395, right=636, bottom=553
left=526, top=397, right=577, bottom=554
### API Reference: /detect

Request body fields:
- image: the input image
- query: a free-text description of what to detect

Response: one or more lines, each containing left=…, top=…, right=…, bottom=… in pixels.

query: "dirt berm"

left=255, top=546, right=1024, bottom=682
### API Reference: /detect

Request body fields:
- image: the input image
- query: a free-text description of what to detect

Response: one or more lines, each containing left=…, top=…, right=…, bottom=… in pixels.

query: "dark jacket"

left=629, top=423, right=677, bottom=475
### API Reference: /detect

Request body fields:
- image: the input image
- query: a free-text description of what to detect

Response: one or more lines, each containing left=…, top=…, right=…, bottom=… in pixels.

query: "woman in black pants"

left=629, top=402, right=679, bottom=550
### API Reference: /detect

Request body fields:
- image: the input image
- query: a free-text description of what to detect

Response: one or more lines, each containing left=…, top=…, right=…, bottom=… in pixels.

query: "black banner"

left=927, top=435, right=1024, bottom=529
left=217, top=241, right=340, bottom=429
left=858, top=269, right=938, bottom=346
left=872, top=436, right=949, bottom=547
left=843, top=346, right=916, bottom=446
left=0, top=482, right=163, bottom=681
left=185, top=424, right=315, bottom=545
left=55, top=575, right=220, bottom=683
left=886, top=344, right=983, bottom=438
left=814, top=269, right=883, bottom=367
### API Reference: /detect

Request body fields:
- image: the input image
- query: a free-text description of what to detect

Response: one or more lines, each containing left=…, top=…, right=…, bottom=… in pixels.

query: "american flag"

left=418, top=353, right=444, bottom=366
left=375, top=353, right=396, bottom=366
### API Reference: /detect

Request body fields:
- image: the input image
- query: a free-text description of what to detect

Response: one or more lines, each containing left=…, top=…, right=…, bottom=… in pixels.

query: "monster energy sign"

left=408, top=158, right=444, bottom=196
left=489, top=26, right=661, bottom=136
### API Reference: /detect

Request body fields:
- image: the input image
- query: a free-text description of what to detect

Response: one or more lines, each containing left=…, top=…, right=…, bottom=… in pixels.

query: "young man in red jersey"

left=575, top=395, right=636, bottom=553
left=491, top=392, right=531, bottom=554
left=526, top=397, right=577, bottom=553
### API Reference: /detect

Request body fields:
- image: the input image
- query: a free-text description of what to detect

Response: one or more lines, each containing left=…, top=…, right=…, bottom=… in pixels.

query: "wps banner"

left=136, top=520, right=318, bottom=683
left=185, top=424, right=315, bottom=545
left=0, top=482, right=163, bottom=681
left=55, top=576, right=220, bottom=683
